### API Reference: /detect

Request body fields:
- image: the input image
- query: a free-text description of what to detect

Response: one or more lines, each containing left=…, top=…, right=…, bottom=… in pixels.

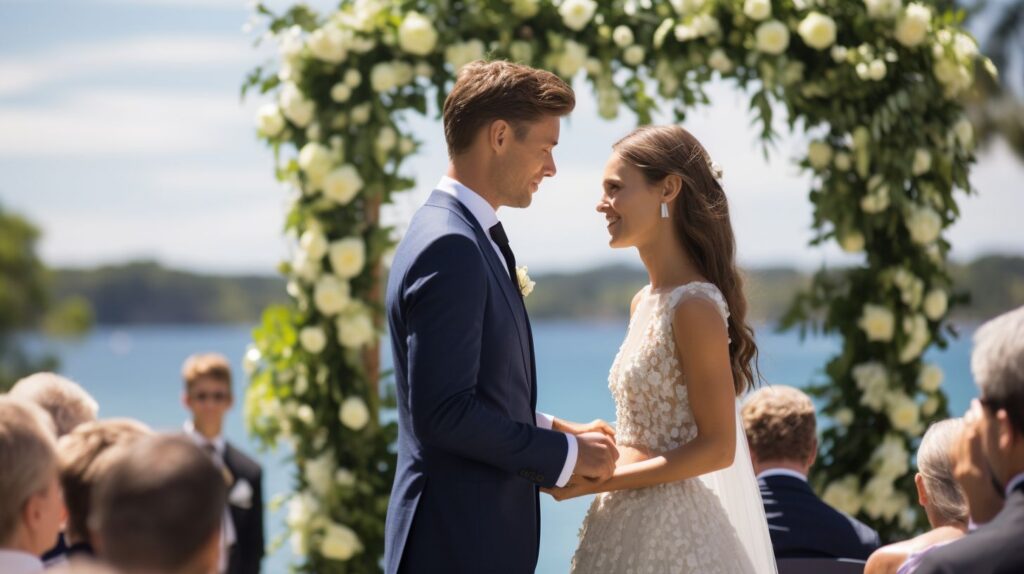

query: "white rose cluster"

left=892, top=268, right=925, bottom=309
left=932, top=30, right=979, bottom=98
left=320, top=521, right=364, bottom=561
left=864, top=0, right=902, bottom=20
left=885, top=391, right=921, bottom=433
left=559, top=0, right=597, bottom=31
left=397, top=11, right=437, bottom=56
left=861, top=175, right=891, bottom=214
left=840, top=231, right=865, bottom=254
left=555, top=40, right=589, bottom=78
left=339, top=396, right=370, bottom=430
left=858, top=304, right=895, bottom=342
left=871, top=433, right=910, bottom=478
left=371, top=60, right=414, bottom=93
left=280, top=82, right=315, bottom=128
left=919, top=363, right=944, bottom=392
left=900, top=314, right=930, bottom=363
left=304, top=451, right=335, bottom=497
left=755, top=20, right=790, bottom=55
left=895, top=3, right=931, bottom=48
left=905, top=204, right=942, bottom=245
left=822, top=475, right=862, bottom=515
left=807, top=140, right=833, bottom=170
left=912, top=148, right=932, bottom=176
left=675, top=14, right=721, bottom=42
left=322, top=165, right=364, bottom=206
left=313, top=275, right=351, bottom=316
left=328, top=237, right=366, bottom=279
left=337, top=305, right=375, bottom=349
left=743, top=0, right=772, bottom=21
left=797, top=12, right=837, bottom=51
left=923, top=289, right=948, bottom=320
left=445, top=39, right=485, bottom=72
left=853, top=361, right=890, bottom=411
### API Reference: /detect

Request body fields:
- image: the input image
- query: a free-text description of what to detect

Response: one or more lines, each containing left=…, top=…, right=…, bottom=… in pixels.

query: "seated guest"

left=90, top=434, right=228, bottom=574
left=0, top=397, right=65, bottom=574
left=11, top=372, right=100, bottom=564
left=917, top=305, right=1024, bottom=574
left=866, top=419, right=968, bottom=574
left=181, top=353, right=264, bottom=574
left=54, top=419, right=152, bottom=561
left=742, top=385, right=881, bottom=560
left=10, top=373, right=99, bottom=437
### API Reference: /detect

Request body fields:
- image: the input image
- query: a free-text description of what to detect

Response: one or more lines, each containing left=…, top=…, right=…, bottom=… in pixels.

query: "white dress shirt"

left=436, top=176, right=578, bottom=488
left=0, top=550, right=44, bottom=574
left=755, top=468, right=808, bottom=482
left=184, top=421, right=236, bottom=573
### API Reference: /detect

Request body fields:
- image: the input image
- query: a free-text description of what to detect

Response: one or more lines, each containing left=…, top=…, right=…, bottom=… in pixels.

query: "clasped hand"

left=542, top=419, right=618, bottom=501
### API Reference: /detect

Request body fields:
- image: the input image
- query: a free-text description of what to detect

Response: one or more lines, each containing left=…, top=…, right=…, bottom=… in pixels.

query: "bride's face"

left=597, top=154, right=663, bottom=249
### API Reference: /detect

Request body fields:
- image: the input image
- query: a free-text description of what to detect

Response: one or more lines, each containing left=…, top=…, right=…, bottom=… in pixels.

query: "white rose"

left=371, top=62, right=399, bottom=93
left=339, top=396, right=370, bottom=430
left=708, top=48, right=733, bottom=73
left=899, top=314, right=931, bottom=363
left=322, top=165, right=364, bottom=206
left=308, top=27, right=347, bottom=64
left=744, top=0, right=772, bottom=21
left=831, top=45, right=849, bottom=63
left=516, top=266, right=536, bottom=297
left=445, top=39, right=485, bottom=72
left=798, top=12, right=837, bottom=51
left=511, top=0, right=540, bottom=18
left=623, top=45, right=645, bottom=67
left=919, top=363, right=944, bottom=392
left=895, top=3, right=931, bottom=47
left=923, top=289, right=948, bottom=320
left=834, top=407, right=855, bottom=427
left=292, top=252, right=320, bottom=282
left=299, top=325, right=328, bottom=354
left=559, top=0, right=597, bottom=31
left=912, top=148, right=932, bottom=176
left=398, top=12, right=437, bottom=56
left=871, top=434, right=909, bottom=478
left=350, top=103, right=371, bottom=126
left=286, top=491, right=317, bottom=528
left=755, top=20, right=790, bottom=55
left=954, top=118, right=974, bottom=150
left=556, top=40, right=588, bottom=77
left=853, top=361, right=890, bottom=410
left=886, top=391, right=920, bottom=432
left=922, top=396, right=940, bottom=416
left=858, top=304, right=895, bottom=342
left=330, top=83, right=352, bottom=103
left=337, top=309, right=375, bottom=349
left=863, top=475, right=897, bottom=518
left=375, top=126, right=398, bottom=154
left=298, top=143, right=334, bottom=188
left=304, top=452, right=334, bottom=496
left=256, top=104, right=285, bottom=137
left=344, top=69, right=362, bottom=88
left=290, top=532, right=308, bottom=557
left=299, top=229, right=328, bottom=261
left=313, top=275, right=351, bottom=316
left=868, top=59, right=887, bottom=81
left=328, top=237, right=366, bottom=279
left=511, top=41, right=534, bottom=64
left=834, top=151, right=852, bottom=171
left=822, top=476, right=862, bottom=515
left=905, top=204, right=942, bottom=245
left=280, top=83, right=315, bottom=128
left=864, top=0, right=902, bottom=20
left=807, top=140, right=833, bottom=170
left=335, top=468, right=356, bottom=487
left=613, top=25, right=635, bottom=47
left=320, top=522, right=363, bottom=561
left=840, top=231, right=865, bottom=253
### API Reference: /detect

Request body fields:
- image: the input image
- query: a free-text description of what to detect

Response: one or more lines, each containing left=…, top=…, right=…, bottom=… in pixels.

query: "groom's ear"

left=489, top=119, right=512, bottom=153
left=662, top=174, right=683, bottom=202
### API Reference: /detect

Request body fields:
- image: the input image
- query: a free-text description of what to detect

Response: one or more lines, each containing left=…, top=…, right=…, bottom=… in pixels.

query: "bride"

left=544, top=125, right=777, bottom=573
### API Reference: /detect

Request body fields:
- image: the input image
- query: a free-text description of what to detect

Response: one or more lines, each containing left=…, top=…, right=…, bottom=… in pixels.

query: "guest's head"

left=57, top=418, right=152, bottom=547
left=742, top=385, right=817, bottom=476
left=10, top=372, right=99, bottom=437
left=91, top=434, right=226, bottom=574
left=0, top=396, right=64, bottom=555
left=442, top=60, right=574, bottom=209
left=181, top=353, right=233, bottom=436
left=915, top=418, right=969, bottom=528
left=971, top=305, right=1024, bottom=486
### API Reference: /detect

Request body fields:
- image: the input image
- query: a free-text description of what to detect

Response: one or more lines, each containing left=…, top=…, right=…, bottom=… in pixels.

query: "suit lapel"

left=424, top=191, right=533, bottom=382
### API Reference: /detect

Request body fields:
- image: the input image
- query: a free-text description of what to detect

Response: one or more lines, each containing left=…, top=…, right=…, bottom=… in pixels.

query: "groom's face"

left=493, top=115, right=560, bottom=208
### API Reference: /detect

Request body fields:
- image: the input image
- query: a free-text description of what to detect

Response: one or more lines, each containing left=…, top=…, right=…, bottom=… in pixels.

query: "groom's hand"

left=554, top=418, right=616, bottom=440
left=573, top=431, right=619, bottom=481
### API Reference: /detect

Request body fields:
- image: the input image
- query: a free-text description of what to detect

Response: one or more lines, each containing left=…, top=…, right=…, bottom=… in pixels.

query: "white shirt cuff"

left=555, top=434, right=578, bottom=487
left=535, top=411, right=554, bottom=430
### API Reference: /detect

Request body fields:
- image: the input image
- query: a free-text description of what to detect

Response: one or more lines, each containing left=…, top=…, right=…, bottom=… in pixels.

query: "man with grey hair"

left=917, top=305, right=1024, bottom=574
left=10, top=373, right=99, bottom=437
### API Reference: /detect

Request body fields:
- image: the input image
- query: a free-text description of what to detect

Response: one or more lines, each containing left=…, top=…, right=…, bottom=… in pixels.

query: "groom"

left=384, top=60, right=619, bottom=573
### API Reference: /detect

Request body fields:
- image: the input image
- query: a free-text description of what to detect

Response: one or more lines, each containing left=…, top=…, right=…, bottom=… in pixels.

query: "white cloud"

left=0, top=35, right=253, bottom=97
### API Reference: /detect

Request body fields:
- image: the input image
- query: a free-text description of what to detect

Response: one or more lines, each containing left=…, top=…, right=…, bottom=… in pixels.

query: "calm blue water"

left=33, top=321, right=976, bottom=573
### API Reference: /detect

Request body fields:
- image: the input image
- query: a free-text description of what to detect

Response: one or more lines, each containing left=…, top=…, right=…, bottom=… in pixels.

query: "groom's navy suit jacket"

left=384, top=190, right=569, bottom=574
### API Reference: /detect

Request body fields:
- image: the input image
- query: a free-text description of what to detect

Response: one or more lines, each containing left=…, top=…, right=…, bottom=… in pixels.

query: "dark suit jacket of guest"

left=223, top=442, right=264, bottom=574
left=383, top=191, right=569, bottom=574
left=760, top=474, right=881, bottom=560
left=914, top=482, right=1024, bottom=574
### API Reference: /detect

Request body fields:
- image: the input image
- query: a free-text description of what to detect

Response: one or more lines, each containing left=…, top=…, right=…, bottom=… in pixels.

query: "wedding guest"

left=10, top=373, right=99, bottom=437
left=181, top=353, right=264, bottom=574
left=742, top=385, right=880, bottom=560
left=916, top=305, right=1024, bottom=574
left=52, top=419, right=152, bottom=562
left=0, top=397, right=64, bottom=574
left=91, top=434, right=226, bottom=574
left=865, top=418, right=968, bottom=574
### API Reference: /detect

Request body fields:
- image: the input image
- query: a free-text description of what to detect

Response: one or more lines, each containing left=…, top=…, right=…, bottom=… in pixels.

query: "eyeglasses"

left=190, top=391, right=230, bottom=403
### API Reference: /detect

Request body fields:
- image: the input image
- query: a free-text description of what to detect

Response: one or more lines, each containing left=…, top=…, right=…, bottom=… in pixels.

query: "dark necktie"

left=488, top=222, right=519, bottom=292
left=204, top=442, right=234, bottom=486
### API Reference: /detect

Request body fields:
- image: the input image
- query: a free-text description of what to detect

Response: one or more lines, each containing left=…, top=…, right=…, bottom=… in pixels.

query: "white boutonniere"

left=516, top=266, right=535, bottom=298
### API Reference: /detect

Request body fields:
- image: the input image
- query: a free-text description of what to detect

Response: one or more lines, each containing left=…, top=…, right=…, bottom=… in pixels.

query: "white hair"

left=972, top=306, right=1024, bottom=425
left=10, top=372, right=99, bottom=437
left=917, top=418, right=968, bottom=526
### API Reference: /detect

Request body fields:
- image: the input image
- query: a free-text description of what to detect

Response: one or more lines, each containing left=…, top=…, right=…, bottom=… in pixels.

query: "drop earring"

left=660, top=203, right=669, bottom=219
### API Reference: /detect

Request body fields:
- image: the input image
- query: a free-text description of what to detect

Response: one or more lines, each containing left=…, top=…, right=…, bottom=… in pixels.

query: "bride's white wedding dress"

left=570, top=282, right=777, bottom=574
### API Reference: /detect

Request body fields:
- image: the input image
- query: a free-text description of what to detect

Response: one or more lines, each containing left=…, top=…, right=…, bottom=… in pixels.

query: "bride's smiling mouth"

left=606, top=215, right=621, bottom=230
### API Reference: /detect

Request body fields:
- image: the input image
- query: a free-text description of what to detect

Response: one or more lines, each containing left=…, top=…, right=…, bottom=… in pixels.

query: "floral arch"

left=241, top=0, right=993, bottom=570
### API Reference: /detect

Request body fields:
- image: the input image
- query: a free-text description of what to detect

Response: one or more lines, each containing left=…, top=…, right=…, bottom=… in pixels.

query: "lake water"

left=33, top=321, right=977, bottom=573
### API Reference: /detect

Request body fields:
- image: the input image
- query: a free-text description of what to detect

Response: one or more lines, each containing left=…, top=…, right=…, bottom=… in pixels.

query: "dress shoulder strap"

left=667, top=282, right=730, bottom=330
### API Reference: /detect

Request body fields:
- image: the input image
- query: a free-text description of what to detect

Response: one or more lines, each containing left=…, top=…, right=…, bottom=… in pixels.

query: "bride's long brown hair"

left=613, top=125, right=760, bottom=396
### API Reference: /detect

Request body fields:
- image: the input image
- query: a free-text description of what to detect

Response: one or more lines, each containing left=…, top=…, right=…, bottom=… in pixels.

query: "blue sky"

left=1, top=0, right=1022, bottom=275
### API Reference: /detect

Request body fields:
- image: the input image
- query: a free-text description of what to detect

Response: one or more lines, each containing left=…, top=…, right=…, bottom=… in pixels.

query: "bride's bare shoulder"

left=629, top=285, right=649, bottom=316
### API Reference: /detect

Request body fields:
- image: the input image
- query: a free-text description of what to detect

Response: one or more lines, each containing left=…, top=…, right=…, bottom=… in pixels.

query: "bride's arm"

left=547, top=300, right=736, bottom=499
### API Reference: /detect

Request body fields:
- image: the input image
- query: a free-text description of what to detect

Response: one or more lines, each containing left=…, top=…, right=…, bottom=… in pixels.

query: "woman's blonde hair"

left=918, top=418, right=968, bottom=526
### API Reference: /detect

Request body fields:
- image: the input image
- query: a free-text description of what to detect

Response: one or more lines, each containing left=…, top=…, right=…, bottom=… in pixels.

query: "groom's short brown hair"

left=742, top=386, right=817, bottom=463
left=443, top=60, right=575, bottom=157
